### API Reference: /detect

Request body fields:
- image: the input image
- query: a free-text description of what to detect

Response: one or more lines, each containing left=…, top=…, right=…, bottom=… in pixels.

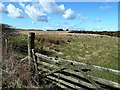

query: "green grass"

left=9, top=34, right=28, bottom=46
left=52, top=36, right=118, bottom=70
left=49, top=35, right=119, bottom=83
left=9, top=33, right=119, bottom=83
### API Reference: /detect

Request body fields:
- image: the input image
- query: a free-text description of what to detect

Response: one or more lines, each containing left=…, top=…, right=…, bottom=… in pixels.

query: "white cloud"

left=55, top=22, right=69, bottom=29
left=99, top=5, right=112, bottom=10
left=19, top=2, right=25, bottom=8
left=39, top=0, right=65, bottom=14
left=18, top=0, right=76, bottom=21
left=1, top=0, right=120, bottom=2
left=10, top=0, right=33, bottom=2
left=7, top=4, right=24, bottom=18
left=0, top=2, right=4, bottom=11
left=39, top=0, right=77, bottom=20
left=2, top=0, right=77, bottom=21
left=24, top=4, right=48, bottom=22
left=32, top=21, right=35, bottom=24
left=0, top=2, right=8, bottom=14
left=80, top=16, right=89, bottom=21
left=94, top=18, right=101, bottom=22
left=77, top=13, right=82, bottom=17
left=54, top=22, right=82, bottom=30
left=63, top=8, right=76, bottom=19
left=105, top=0, right=113, bottom=2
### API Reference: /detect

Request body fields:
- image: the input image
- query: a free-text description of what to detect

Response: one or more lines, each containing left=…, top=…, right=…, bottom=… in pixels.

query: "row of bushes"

left=47, top=29, right=69, bottom=31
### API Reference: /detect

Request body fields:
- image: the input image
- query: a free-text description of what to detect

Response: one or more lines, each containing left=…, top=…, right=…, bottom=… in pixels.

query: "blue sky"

left=0, top=1, right=118, bottom=31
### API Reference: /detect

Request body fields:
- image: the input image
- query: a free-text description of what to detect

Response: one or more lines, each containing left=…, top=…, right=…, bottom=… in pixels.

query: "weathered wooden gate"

left=34, top=53, right=120, bottom=90
left=22, top=32, right=120, bottom=90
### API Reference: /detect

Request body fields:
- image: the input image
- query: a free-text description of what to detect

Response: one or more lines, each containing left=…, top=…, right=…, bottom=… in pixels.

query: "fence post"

left=28, top=32, right=35, bottom=65
left=5, top=39, right=8, bottom=55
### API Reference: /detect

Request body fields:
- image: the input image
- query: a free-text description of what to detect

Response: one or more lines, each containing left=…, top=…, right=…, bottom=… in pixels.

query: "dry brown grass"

left=2, top=30, right=39, bottom=88
left=2, top=32, right=62, bottom=89
left=17, top=30, right=110, bottom=37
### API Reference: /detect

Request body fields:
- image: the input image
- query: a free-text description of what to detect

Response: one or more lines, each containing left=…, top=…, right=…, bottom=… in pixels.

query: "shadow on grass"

left=13, top=44, right=54, bottom=56
left=35, top=48, right=54, bottom=56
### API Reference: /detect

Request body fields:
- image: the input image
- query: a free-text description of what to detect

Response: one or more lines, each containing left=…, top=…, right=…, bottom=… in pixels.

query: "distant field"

left=17, top=30, right=111, bottom=37
left=53, top=35, right=118, bottom=69
left=9, top=31, right=119, bottom=82
left=12, top=31, right=118, bottom=69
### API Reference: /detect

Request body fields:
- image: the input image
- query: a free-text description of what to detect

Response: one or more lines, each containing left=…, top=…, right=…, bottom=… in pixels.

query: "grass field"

left=9, top=31, right=119, bottom=83
left=53, top=35, right=118, bottom=70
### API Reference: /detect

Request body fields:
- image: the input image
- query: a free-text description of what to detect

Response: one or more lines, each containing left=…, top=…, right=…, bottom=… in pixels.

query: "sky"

left=0, top=0, right=119, bottom=31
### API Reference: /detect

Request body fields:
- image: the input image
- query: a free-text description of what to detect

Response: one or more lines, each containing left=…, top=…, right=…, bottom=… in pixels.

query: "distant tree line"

left=69, top=30, right=120, bottom=37
left=47, top=28, right=69, bottom=31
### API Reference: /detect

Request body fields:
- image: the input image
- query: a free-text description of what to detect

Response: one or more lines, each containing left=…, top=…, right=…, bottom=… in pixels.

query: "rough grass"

left=50, top=35, right=119, bottom=83
left=54, top=35, right=118, bottom=70
left=9, top=32, right=119, bottom=83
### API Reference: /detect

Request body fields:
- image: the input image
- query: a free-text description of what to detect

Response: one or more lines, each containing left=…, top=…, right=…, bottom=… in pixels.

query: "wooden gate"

left=21, top=32, right=120, bottom=90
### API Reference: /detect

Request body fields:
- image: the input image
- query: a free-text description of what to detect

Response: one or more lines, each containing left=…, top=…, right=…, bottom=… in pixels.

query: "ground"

left=3, top=30, right=119, bottom=88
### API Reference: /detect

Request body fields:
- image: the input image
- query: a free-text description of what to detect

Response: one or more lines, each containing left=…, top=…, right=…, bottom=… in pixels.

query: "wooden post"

left=28, top=32, right=35, bottom=65
left=32, top=49, right=40, bottom=86
left=5, top=39, right=8, bottom=55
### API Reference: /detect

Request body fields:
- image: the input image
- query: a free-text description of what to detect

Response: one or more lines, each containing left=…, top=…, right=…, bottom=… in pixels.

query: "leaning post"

left=28, top=32, right=35, bottom=65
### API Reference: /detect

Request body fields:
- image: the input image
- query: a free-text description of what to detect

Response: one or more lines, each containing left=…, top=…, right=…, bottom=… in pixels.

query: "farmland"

left=2, top=29, right=119, bottom=89
left=15, top=30, right=118, bottom=69
left=8, top=30, right=119, bottom=82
